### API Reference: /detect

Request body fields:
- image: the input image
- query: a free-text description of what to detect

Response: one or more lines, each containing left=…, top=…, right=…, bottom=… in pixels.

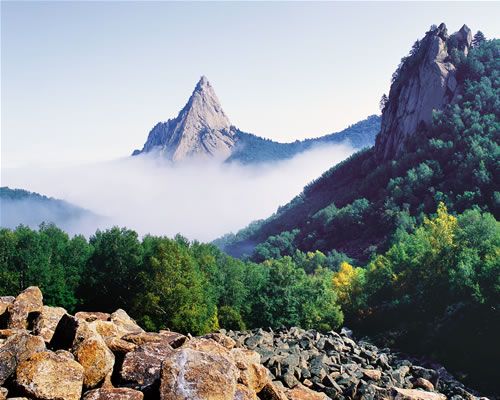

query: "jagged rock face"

left=136, top=76, right=235, bottom=162
left=375, top=23, right=472, bottom=161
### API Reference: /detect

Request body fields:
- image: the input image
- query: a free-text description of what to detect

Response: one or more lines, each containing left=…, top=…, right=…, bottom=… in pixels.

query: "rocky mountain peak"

left=133, top=76, right=235, bottom=162
left=375, top=23, right=472, bottom=161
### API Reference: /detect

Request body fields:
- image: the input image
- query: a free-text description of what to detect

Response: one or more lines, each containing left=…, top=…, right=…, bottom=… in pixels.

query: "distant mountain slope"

left=0, top=187, right=99, bottom=233
left=227, top=115, right=380, bottom=164
left=132, top=76, right=381, bottom=163
left=216, top=25, right=499, bottom=261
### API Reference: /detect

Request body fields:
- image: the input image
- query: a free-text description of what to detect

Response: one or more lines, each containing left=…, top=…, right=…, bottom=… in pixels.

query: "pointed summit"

left=134, top=76, right=235, bottom=161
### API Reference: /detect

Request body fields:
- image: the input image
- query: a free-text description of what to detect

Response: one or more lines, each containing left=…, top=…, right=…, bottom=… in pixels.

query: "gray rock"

left=133, top=76, right=235, bottom=162
left=375, top=24, right=472, bottom=161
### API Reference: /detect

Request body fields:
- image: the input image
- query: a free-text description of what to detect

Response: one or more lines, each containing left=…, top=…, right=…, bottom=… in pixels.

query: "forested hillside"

left=227, top=115, right=380, bottom=164
left=218, top=37, right=499, bottom=262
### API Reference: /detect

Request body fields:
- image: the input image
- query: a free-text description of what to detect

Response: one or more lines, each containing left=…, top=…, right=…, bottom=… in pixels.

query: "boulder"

left=392, top=388, right=446, bottom=400
left=414, top=377, right=435, bottom=391
left=50, top=314, right=115, bottom=389
left=159, top=347, right=240, bottom=400
left=362, top=368, right=382, bottom=381
left=234, top=384, right=258, bottom=400
left=109, top=310, right=143, bottom=336
left=15, top=351, right=84, bottom=400
left=122, top=331, right=186, bottom=348
left=0, top=297, right=14, bottom=318
left=7, top=287, right=43, bottom=329
left=32, top=306, right=67, bottom=342
left=202, top=332, right=236, bottom=349
left=257, top=383, right=288, bottom=400
left=55, top=349, right=75, bottom=360
left=73, top=327, right=115, bottom=389
left=230, top=348, right=268, bottom=392
left=182, top=337, right=231, bottom=357
left=75, top=312, right=111, bottom=322
left=106, top=337, right=137, bottom=354
left=83, top=388, right=144, bottom=400
left=284, top=384, right=331, bottom=400
left=0, top=332, right=45, bottom=385
left=120, top=341, right=174, bottom=389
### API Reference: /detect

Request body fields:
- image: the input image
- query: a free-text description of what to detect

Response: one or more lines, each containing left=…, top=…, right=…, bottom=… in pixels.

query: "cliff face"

left=375, top=23, right=472, bottom=161
left=134, top=76, right=236, bottom=162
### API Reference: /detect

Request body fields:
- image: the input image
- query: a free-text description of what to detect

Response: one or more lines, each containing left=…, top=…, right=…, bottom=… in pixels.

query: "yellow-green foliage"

left=332, top=261, right=365, bottom=311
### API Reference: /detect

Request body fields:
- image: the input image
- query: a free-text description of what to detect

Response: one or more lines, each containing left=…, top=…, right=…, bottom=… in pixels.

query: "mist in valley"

left=1, top=143, right=355, bottom=241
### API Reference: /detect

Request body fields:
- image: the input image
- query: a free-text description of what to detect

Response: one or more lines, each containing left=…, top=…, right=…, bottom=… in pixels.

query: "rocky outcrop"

left=0, top=288, right=290, bottom=400
left=375, top=23, right=472, bottom=161
left=32, top=305, right=67, bottom=342
left=6, top=286, right=43, bottom=329
left=16, top=351, right=84, bottom=400
left=225, top=327, right=483, bottom=400
left=133, top=76, right=236, bottom=162
left=0, top=287, right=483, bottom=400
left=0, top=331, right=46, bottom=385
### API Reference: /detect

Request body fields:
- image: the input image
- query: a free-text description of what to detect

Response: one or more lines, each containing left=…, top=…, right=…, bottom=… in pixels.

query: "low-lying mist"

left=2, top=143, right=355, bottom=241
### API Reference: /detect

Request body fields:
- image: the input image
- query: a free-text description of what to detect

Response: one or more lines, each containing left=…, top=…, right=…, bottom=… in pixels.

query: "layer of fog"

left=1, top=143, right=356, bottom=241
left=0, top=199, right=105, bottom=237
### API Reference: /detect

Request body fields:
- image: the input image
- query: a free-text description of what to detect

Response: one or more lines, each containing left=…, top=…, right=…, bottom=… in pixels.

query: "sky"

left=1, top=1, right=500, bottom=168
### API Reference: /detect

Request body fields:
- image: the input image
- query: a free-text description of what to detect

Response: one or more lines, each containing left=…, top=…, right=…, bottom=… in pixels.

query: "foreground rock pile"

left=0, top=287, right=485, bottom=400
left=0, top=287, right=315, bottom=400
left=225, top=327, right=486, bottom=400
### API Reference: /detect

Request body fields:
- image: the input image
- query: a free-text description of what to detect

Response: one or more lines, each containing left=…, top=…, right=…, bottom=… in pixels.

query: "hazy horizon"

left=2, top=2, right=500, bottom=168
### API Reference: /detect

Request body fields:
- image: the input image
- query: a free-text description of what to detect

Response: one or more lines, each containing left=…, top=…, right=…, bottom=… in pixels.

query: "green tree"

left=81, top=227, right=143, bottom=311
left=133, top=236, right=217, bottom=335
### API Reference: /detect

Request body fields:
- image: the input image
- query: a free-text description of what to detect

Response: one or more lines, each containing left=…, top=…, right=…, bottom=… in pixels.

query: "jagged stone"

left=133, top=76, right=235, bottom=162
left=109, top=310, right=143, bottom=336
left=32, top=306, right=67, bottom=342
left=50, top=314, right=115, bottom=389
left=15, top=351, right=84, bottom=400
left=230, top=348, right=269, bottom=393
left=202, top=332, right=236, bottom=349
left=234, top=384, right=258, bottom=400
left=0, top=332, right=45, bottom=385
left=120, top=341, right=174, bottom=389
left=392, top=387, right=446, bottom=400
left=7, top=287, right=43, bottom=330
left=159, top=347, right=239, bottom=400
left=284, top=383, right=332, bottom=400
left=257, top=383, right=288, bottom=400
left=362, top=368, right=382, bottom=381
left=75, top=311, right=111, bottom=322
left=83, top=388, right=144, bottom=400
left=375, top=23, right=472, bottom=161
left=0, top=297, right=14, bottom=319
left=122, top=331, right=186, bottom=348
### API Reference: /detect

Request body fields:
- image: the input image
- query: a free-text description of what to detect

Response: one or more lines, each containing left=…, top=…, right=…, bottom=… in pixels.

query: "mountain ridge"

left=132, top=77, right=381, bottom=163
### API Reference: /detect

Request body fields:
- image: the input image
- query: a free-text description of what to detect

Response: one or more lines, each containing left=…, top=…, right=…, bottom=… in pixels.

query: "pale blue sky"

left=2, top=1, right=499, bottom=168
